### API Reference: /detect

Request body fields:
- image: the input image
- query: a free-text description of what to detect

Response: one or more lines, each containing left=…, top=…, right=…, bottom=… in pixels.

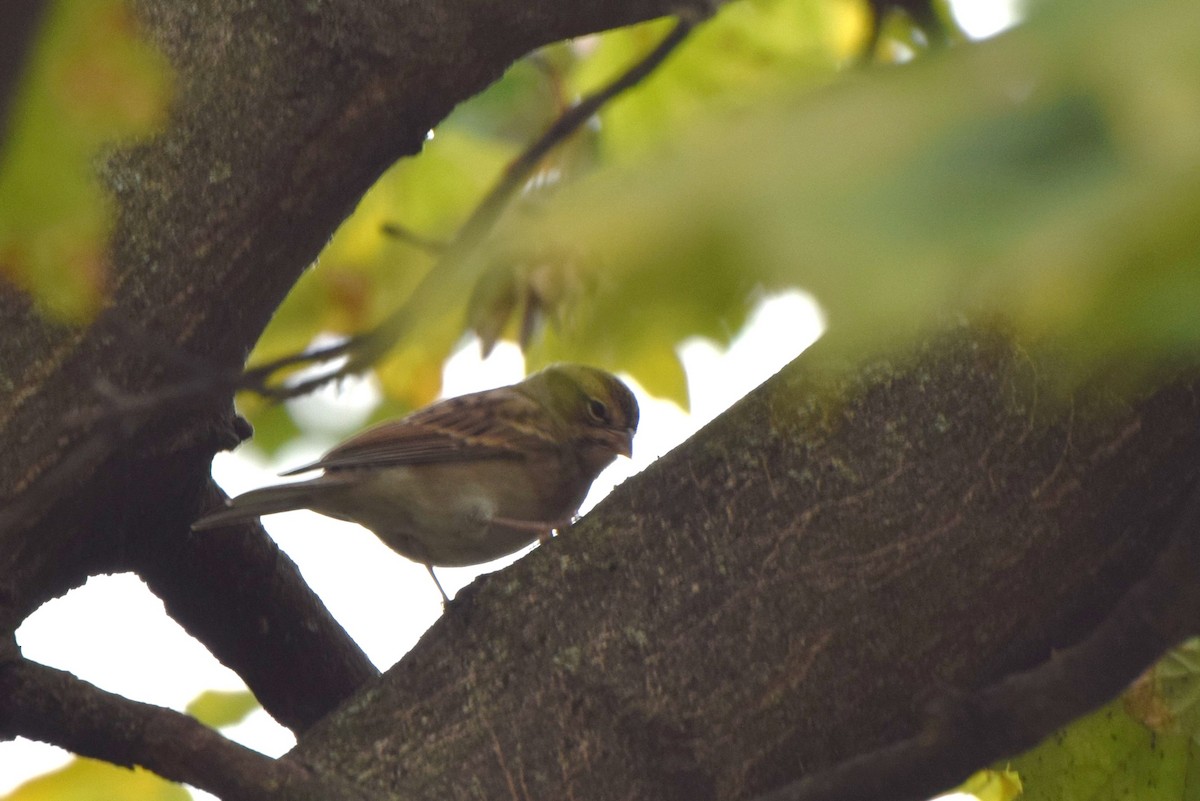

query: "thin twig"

left=380, top=222, right=448, bottom=255
left=254, top=12, right=706, bottom=400
left=0, top=657, right=371, bottom=801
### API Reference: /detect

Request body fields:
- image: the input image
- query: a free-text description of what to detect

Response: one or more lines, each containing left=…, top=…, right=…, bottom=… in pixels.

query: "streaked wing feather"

left=281, top=387, right=559, bottom=474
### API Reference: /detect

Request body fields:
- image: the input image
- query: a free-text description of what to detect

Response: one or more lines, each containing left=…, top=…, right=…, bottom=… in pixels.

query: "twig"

left=379, top=222, right=448, bottom=255
left=259, top=11, right=707, bottom=400
left=0, top=656, right=371, bottom=801
left=749, top=477, right=1200, bottom=801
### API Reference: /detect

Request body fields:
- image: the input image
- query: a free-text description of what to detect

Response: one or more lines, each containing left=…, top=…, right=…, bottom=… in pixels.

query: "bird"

left=192, top=363, right=639, bottom=601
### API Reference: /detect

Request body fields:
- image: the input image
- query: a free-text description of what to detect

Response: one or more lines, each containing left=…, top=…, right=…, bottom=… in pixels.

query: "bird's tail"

left=191, top=482, right=318, bottom=530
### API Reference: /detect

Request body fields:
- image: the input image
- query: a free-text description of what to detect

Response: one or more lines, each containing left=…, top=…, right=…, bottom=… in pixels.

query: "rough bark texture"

left=0, top=0, right=678, bottom=731
left=290, top=329, right=1200, bottom=800
left=4, top=0, right=1200, bottom=799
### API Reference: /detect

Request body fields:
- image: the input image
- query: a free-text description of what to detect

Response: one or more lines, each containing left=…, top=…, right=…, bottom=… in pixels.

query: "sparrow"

left=192, top=363, right=639, bottom=601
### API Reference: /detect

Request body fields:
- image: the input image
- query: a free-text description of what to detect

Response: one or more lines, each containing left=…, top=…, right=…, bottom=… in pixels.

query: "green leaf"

left=1, top=758, right=190, bottom=801
left=0, top=0, right=171, bottom=322
left=1007, top=697, right=1192, bottom=801
left=185, top=689, right=259, bottom=729
left=503, top=0, right=1200, bottom=390
left=568, top=0, right=858, bottom=161
left=232, top=397, right=301, bottom=459
left=950, top=767, right=1023, bottom=801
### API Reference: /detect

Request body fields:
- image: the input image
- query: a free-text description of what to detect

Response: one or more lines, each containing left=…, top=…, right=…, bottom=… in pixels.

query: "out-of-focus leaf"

left=246, top=0, right=852, bottom=434
left=242, top=127, right=517, bottom=436
left=1006, top=695, right=1192, bottom=801
left=0, top=0, right=171, bottom=321
left=185, top=689, right=258, bottom=729
left=949, top=766, right=1022, bottom=801
left=1125, top=638, right=1200, bottom=737
left=499, top=0, right=1200, bottom=392
left=1, top=758, right=190, bottom=801
left=439, top=49, right=566, bottom=144
left=568, top=0, right=862, bottom=161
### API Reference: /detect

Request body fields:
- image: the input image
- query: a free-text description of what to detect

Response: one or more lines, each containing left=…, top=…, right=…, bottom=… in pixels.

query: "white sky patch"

left=948, top=0, right=1024, bottom=39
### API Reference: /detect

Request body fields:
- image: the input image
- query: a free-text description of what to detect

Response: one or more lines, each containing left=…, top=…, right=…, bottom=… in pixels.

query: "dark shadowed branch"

left=0, top=656, right=371, bottom=801
left=753, top=476, right=1200, bottom=801
left=0, top=0, right=46, bottom=144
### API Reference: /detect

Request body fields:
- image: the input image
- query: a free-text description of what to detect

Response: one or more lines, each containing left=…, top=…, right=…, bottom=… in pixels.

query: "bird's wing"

left=280, top=386, right=560, bottom=474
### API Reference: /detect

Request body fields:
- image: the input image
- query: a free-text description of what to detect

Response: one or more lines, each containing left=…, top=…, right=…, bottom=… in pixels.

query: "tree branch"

left=253, top=11, right=709, bottom=400
left=287, top=329, right=1200, bottom=799
left=0, top=656, right=370, bottom=801
left=129, top=479, right=379, bottom=734
left=752, top=475, right=1200, bottom=801
left=0, top=0, right=683, bottom=733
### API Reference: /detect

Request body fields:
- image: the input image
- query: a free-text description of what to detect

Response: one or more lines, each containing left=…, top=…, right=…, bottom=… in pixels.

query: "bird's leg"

left=425, top=564, right=450, bottom=604
left=490, top=515, right=576, bottom=544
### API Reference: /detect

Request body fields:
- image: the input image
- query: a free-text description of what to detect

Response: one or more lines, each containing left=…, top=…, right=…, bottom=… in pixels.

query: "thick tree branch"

left=288, top=328, right=1200, bottom=799
left=0, top=656, right=369, bottom=801
left=753, top=476, right=1200, bottom=801
left=0, top=0, right=683, bottom=732
left=130, top=479, right=379, bottom=734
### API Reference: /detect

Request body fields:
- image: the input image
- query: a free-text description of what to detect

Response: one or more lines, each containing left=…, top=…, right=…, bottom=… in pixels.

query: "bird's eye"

left=587, top=398, right=610, bottom=423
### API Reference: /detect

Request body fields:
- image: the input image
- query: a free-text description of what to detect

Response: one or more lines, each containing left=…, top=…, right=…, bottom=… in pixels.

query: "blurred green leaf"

left=0, top=0, right=171, bottom=321
left=1, top=758, right=190, bottom=801
left=569, top=0, right=861, bottom=161
left=440, top=50, right=567, bottom=144
left=1125, top=638, right=1200, bottom=739
left=246, top=0, right=856, bottom=423
left=232, top=395, right=301, bottom=459
left=502, top=0, right=1200, bottom=391
left=950, top=766, right=1023, bottom=801
left=1006, top=696, right=1193, bottom=801
left=185, top=689, right=258, bottom=729
left=245, top=127, right=517, bottom=427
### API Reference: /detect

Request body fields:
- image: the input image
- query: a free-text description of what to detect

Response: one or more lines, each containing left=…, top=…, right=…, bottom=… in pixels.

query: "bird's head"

left=523, top=364, right=640, bottom=472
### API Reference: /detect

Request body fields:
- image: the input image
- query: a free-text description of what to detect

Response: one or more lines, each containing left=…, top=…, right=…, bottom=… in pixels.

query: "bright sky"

left=0, top=1, right=1022, bottom=795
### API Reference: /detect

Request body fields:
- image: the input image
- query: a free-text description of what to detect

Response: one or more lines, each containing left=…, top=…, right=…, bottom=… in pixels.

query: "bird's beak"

left=617, top=428, right=635, bottom=459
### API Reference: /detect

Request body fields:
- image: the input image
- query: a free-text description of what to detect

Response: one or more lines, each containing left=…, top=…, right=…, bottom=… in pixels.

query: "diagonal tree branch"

left=129, top=479, right=379, bottom=734
left=752, top=475, right=1200, bottom=801
left=0, top=0, right=685, bottom=736
left=0, top=656, right=370, bottom=801
left=286, top=329, right=1200, bottom=799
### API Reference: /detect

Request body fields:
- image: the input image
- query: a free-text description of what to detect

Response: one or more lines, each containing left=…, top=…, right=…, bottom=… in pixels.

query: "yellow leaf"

left=2, top=758, right=189, bottom=801
left=185, top=689, right=259, bottom=729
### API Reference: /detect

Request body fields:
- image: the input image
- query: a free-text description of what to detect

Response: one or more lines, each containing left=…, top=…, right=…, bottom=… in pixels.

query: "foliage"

left=185, top=690, right=259, bottom=729
left=0, top=759, right=190, bottom=801
left=951, top=767, right=1022, bottom=801
left=0, top=0, right=170, bottom=321
left=1001, top=640, right=1200, bottom=800
left=244, top=0, right=861, bottom=433
left=1, top=689, right=259, bottom=801
left=7, top=0, right=1200, bottom=796
left=506, top=0, right=1200, bottom=399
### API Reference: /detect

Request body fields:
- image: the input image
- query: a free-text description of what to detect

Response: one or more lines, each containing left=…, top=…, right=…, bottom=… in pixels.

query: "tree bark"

left=0, top=0, right=680, bottom=730
left=290, top=329, right=1200, bottom=800
left=4, top=1, right=1200, bottom=799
